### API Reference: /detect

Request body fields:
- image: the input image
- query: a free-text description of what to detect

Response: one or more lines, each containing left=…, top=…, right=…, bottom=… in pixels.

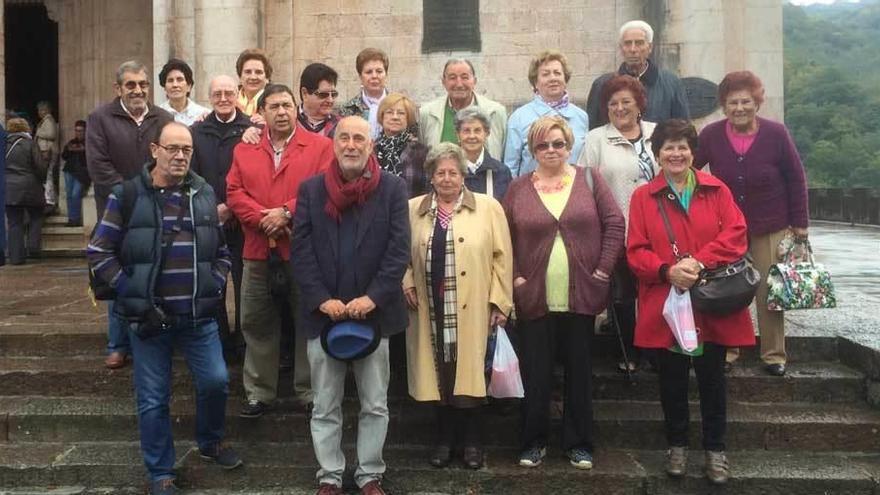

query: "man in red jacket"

left=227, top=83, right=334, bottom=418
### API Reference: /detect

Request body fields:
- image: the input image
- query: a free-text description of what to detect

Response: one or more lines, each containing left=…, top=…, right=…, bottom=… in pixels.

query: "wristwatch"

left=282, top=205, right=292, bottom=220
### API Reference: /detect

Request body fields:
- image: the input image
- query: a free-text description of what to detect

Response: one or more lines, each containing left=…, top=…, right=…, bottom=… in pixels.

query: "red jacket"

left=227, top=128, right=334, bottom=260
left=626, top=170, right=756, bottom=349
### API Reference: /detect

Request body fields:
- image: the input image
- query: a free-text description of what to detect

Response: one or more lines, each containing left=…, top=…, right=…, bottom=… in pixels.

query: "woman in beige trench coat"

left=403, top=142, right=513, bottom=470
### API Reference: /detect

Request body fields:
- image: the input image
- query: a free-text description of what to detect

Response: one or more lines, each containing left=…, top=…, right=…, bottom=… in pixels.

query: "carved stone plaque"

left=422, top=0, right=481, bottom=53
left=681, top=77, right=719, bottom=119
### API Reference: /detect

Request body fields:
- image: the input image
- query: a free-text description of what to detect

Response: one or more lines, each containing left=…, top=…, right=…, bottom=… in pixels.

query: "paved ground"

left=1, top=220, right=877, bottom=349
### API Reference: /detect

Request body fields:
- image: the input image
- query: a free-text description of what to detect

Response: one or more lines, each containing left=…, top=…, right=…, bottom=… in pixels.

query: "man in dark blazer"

left=291, top=116, right=409, bottom=495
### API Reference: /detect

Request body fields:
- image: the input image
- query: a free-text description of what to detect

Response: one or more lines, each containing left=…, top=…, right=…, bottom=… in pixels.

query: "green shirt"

left=538, top=179, right=573, bottom=312
left=440, top=101, right=458, bottom=145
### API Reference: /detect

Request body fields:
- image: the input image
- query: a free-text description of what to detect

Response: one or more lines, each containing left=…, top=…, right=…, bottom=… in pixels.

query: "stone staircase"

left=40, top=214, right=87, bottom=258
left=1, top=305, right=879, bottom=495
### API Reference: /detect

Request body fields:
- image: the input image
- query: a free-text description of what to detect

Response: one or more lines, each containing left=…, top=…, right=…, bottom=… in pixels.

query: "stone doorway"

left=4, top=1, right=58, bottom=125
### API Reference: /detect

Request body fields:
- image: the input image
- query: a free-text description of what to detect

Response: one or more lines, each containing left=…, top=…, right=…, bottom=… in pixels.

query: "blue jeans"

left=63, top=171, right=83, bottom=223
left=130, top=318, right=229, bottom=481
left=107, top=302, right=131, bottom=355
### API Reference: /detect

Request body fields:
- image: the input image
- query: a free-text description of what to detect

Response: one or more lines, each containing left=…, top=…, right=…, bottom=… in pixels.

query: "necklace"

left=531, top=169, right=573, bottom=194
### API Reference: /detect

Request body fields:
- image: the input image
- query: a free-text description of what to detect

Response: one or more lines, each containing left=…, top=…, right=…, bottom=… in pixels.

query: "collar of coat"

left=646, top=168, right=723, bottom=196
left=617, top=58, right=659, bottom=86
left=603, top=120, right=657, bottom=146
left=416, top=187, right=477, bottom=216
left=110, top=97, right=163, bottom=121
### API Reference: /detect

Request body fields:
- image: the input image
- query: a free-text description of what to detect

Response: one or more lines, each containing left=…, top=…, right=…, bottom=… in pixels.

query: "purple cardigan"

left=694, top=117, right=808, bottom=236
left=502, top=166, right=625, bottom=321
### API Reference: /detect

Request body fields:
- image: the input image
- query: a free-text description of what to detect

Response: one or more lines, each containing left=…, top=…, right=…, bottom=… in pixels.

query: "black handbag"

left=655, top=196, right=759, bottom=315
left=267, top=238, right=291, bottom=303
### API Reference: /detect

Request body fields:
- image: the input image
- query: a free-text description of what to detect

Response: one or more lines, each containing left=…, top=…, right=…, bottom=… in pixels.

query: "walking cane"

left=608, top=282, right=636, bottom=384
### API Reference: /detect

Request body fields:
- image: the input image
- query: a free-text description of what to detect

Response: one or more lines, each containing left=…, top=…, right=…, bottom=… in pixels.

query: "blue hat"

left=321, top=320, right=380, bottom=361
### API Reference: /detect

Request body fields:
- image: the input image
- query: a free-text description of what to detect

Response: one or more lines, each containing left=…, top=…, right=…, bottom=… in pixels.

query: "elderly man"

left=190, top=75, right=252, bottom=351
left=87, top=60, right=173, bottom=369
left=227, top=84, right=334, bottom=418
left=292, top=116, right=409, bottom=495
left=586, top=20, right=690, bottom=129
left=87, top=121, right=240, bottom=495
left=419, top=59, right=507, bottom=158
left=158, top=58, right=210, bottom=126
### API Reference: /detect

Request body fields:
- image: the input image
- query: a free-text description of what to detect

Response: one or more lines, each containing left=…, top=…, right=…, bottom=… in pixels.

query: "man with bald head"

left=191, top=75, right=253, bottom=350
left=292, top=116, right=409, bottom=495
left=88, top=121, right=240, bottom=494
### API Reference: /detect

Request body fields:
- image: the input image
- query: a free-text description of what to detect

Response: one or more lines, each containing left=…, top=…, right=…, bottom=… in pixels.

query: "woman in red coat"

left=626, top=119, right=755, bottom=485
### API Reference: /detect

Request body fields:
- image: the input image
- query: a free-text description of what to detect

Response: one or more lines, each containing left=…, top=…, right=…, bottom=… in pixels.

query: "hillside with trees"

left=784, top=0, right=880, bottom=187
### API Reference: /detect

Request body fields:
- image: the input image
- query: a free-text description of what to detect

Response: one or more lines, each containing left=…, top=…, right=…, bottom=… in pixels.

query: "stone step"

left=0, top=356, right=866, bottom=404
left=0, top=442, right=877, bottom=494
left=40, top=226, right=88, bottom=252
left=2, top=396, right=878, bottom=452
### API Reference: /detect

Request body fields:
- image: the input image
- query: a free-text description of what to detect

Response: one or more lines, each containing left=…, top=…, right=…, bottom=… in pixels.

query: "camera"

left=135, top=305, right=177, bottom=339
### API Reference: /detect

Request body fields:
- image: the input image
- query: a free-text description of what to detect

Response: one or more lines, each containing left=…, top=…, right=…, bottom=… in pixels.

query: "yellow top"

left=538, top=179, right=573, bottom=312
left=237, top=88, right=264, bottom=116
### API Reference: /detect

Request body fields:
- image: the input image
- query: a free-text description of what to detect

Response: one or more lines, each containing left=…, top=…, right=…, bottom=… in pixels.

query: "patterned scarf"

left=374, top=129, right=415, bottom=176
left=665, top=168, right=696, bottom=211
left=541, top=91, right=571, bottom=111
left=323, top=154, right=382, bottom=223
left=425, top=192, right=463, bottom=363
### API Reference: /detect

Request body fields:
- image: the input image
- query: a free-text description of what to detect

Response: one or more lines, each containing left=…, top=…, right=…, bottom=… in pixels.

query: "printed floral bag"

left=766, top=239, right=837, bottom=311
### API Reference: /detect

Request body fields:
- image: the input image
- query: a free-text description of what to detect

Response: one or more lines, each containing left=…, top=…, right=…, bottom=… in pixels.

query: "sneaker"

left=200, top=442, right=243, bottom=469
left=705, top=450, right=730, bottom=485
left=518, top=446, right=546, bottom=468
left=149, top=478, right=179, bottom=495
left=240, top=399, right=270, bottom=418
left=567, top=448, right=593, bottom=470
left=665, top=446, right=688, bottom=477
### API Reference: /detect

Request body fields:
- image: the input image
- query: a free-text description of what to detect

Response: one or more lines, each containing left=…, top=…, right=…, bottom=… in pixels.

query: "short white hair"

left=619, top=20, right=654, bottom=44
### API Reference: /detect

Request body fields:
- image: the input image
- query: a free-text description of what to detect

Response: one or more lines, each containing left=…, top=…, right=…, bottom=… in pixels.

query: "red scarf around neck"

left=323, top=153, right=381, bottom=222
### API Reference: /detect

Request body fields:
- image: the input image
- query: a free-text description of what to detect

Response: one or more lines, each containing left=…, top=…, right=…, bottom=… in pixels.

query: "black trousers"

left=436, top=405, right=483, bottom=448
left=518, top=312, right=595, bottom=452
left=217, top=224, right=244, bottom=347
left=657, top=343, right=727, bottom=451
left=6, top=205, right=44, bottom=264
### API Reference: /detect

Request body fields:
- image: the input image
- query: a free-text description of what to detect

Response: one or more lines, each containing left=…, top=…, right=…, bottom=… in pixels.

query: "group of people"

left=78, top=17, right=809, bottom=495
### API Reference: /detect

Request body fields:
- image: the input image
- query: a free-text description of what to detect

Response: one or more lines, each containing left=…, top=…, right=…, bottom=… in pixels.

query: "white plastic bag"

left=662, top=287, right=699, bottom=352
left=487, top=327, right=524, bottom=399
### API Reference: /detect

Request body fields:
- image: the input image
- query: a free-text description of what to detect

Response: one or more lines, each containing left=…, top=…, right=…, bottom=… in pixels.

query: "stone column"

left=153, top=0, right=171, bottom=105
left=193, top=0, right=260, bottom=105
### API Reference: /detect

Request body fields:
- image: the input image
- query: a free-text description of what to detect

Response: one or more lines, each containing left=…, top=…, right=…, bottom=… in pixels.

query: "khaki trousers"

left=727, top=228, right=788, bottom=365
left=241, top=259, right=312, bottom=404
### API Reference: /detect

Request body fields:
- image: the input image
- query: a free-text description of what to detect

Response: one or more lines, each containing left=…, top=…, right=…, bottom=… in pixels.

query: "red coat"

left=227, top=128, right=334, bottom=261
left=626, top=170, right=756, bottom=349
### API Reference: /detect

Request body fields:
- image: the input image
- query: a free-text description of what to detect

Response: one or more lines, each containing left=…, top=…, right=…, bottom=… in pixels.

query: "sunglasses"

left=534, top=140, right=567, bottom=152
left=312, top=90, right=339, bottom=100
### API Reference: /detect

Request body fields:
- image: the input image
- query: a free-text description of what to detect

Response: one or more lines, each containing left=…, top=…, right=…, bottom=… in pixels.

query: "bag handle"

left=655, top=196, right=682, bottom=260
left=5, top=137, right=24, bottom=159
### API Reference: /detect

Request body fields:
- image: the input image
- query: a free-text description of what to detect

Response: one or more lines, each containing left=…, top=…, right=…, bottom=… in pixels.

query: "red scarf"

left=324, top=154, right=381, bottom=222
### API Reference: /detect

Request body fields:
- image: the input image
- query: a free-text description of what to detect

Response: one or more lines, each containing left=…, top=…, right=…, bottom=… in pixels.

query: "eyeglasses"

left=123, top=81, right=150, bottom=90
left=156, top=144, right=193, bottom=157
left=312, top=90, right=339, bottom=100
left=210, top=90, right=237, bottom=100
left=534, top=140, right=567, bottom=152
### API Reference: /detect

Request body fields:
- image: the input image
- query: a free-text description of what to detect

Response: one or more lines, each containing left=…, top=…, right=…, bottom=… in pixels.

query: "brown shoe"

left=316, top=483, right=343, bottom=495
left=462, top=446, right=484, bottom=470
left=665, top=446, right=687, bottom=477
left=360, top=480, right=386, bottom=495
left=704, top=450, right=730, bottom=484
left=104, top=352, right=128, bottom=369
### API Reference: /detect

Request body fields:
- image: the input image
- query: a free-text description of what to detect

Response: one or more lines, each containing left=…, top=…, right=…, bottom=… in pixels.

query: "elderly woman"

left=454, top=106, right=512, bottom=199
left=502, top=116, right=624, bottom=470
left=627, top=119, right=756, bottom=484
left=235, top=48, right=272, bottom=119
left=339, top=47, right=389, bottom=139
left=503, top=51, right=589, bottom=177
left=5, top=117, right=47, bottom=265
left=577, top=75, right=658, bottom=373
left=35, top=101, right=59, bottom=213
left=374, top=93, right=429, bottom=197
left=694, top=71, right=808, bottom=377
left=404, top=142, right=513, bottom=470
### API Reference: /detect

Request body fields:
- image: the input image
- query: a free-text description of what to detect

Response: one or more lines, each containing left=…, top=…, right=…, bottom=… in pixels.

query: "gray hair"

left=424, top=142, right=468, bottom=178
left=116, top=60, right=148, bottom=85
left=442, top=58, right=476, bottom=79
left=453, top=106, right=491, bottom=134
left=619, top=20, right=654, bottom=44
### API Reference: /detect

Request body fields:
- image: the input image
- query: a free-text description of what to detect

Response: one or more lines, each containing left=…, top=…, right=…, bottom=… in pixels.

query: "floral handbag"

left=766, top=239, right=837, bottom=311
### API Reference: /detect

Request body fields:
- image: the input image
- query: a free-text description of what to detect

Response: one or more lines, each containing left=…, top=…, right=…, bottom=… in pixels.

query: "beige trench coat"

left=403, top=189, right=514, bottom=401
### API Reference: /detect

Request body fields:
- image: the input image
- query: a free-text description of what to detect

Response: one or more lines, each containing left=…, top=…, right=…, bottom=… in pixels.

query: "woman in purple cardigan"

left=694, top=71, right=809, bottom=377
left=502, top=116, right=625, bottom=471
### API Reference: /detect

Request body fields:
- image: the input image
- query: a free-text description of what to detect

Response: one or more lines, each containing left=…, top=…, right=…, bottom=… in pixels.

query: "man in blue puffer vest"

left=87, top=121, right=240, bottom=495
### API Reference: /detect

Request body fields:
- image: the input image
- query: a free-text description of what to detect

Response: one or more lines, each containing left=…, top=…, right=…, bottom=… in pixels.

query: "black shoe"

left=765, top=363, right=786, bottom=376
left=429, top=444, right=452, bottom=468
left=200, top=442, right=244, bottom=469
left=462, top=446, right=484, bottom=470
left=240, top=399, right=271, bottom=418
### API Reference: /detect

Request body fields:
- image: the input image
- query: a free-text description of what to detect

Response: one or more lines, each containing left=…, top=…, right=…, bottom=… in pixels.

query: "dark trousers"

left=518, top=312, right=595, bottom=452
left=657, top=343, right=727, bottom=451
left=217, top=224, right=244, bottom=348
left=6, top=205, right=44, bottom=263
left=436, top=405, right=483, bottom=448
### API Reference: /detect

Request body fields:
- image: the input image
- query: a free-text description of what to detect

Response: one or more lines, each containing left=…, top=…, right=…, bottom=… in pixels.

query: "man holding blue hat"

left=292, top=116, right=410, bottom=495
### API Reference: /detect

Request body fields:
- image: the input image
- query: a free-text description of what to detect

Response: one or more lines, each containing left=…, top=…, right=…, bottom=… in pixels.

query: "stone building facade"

left=1, top=0, right=784, bottom=139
